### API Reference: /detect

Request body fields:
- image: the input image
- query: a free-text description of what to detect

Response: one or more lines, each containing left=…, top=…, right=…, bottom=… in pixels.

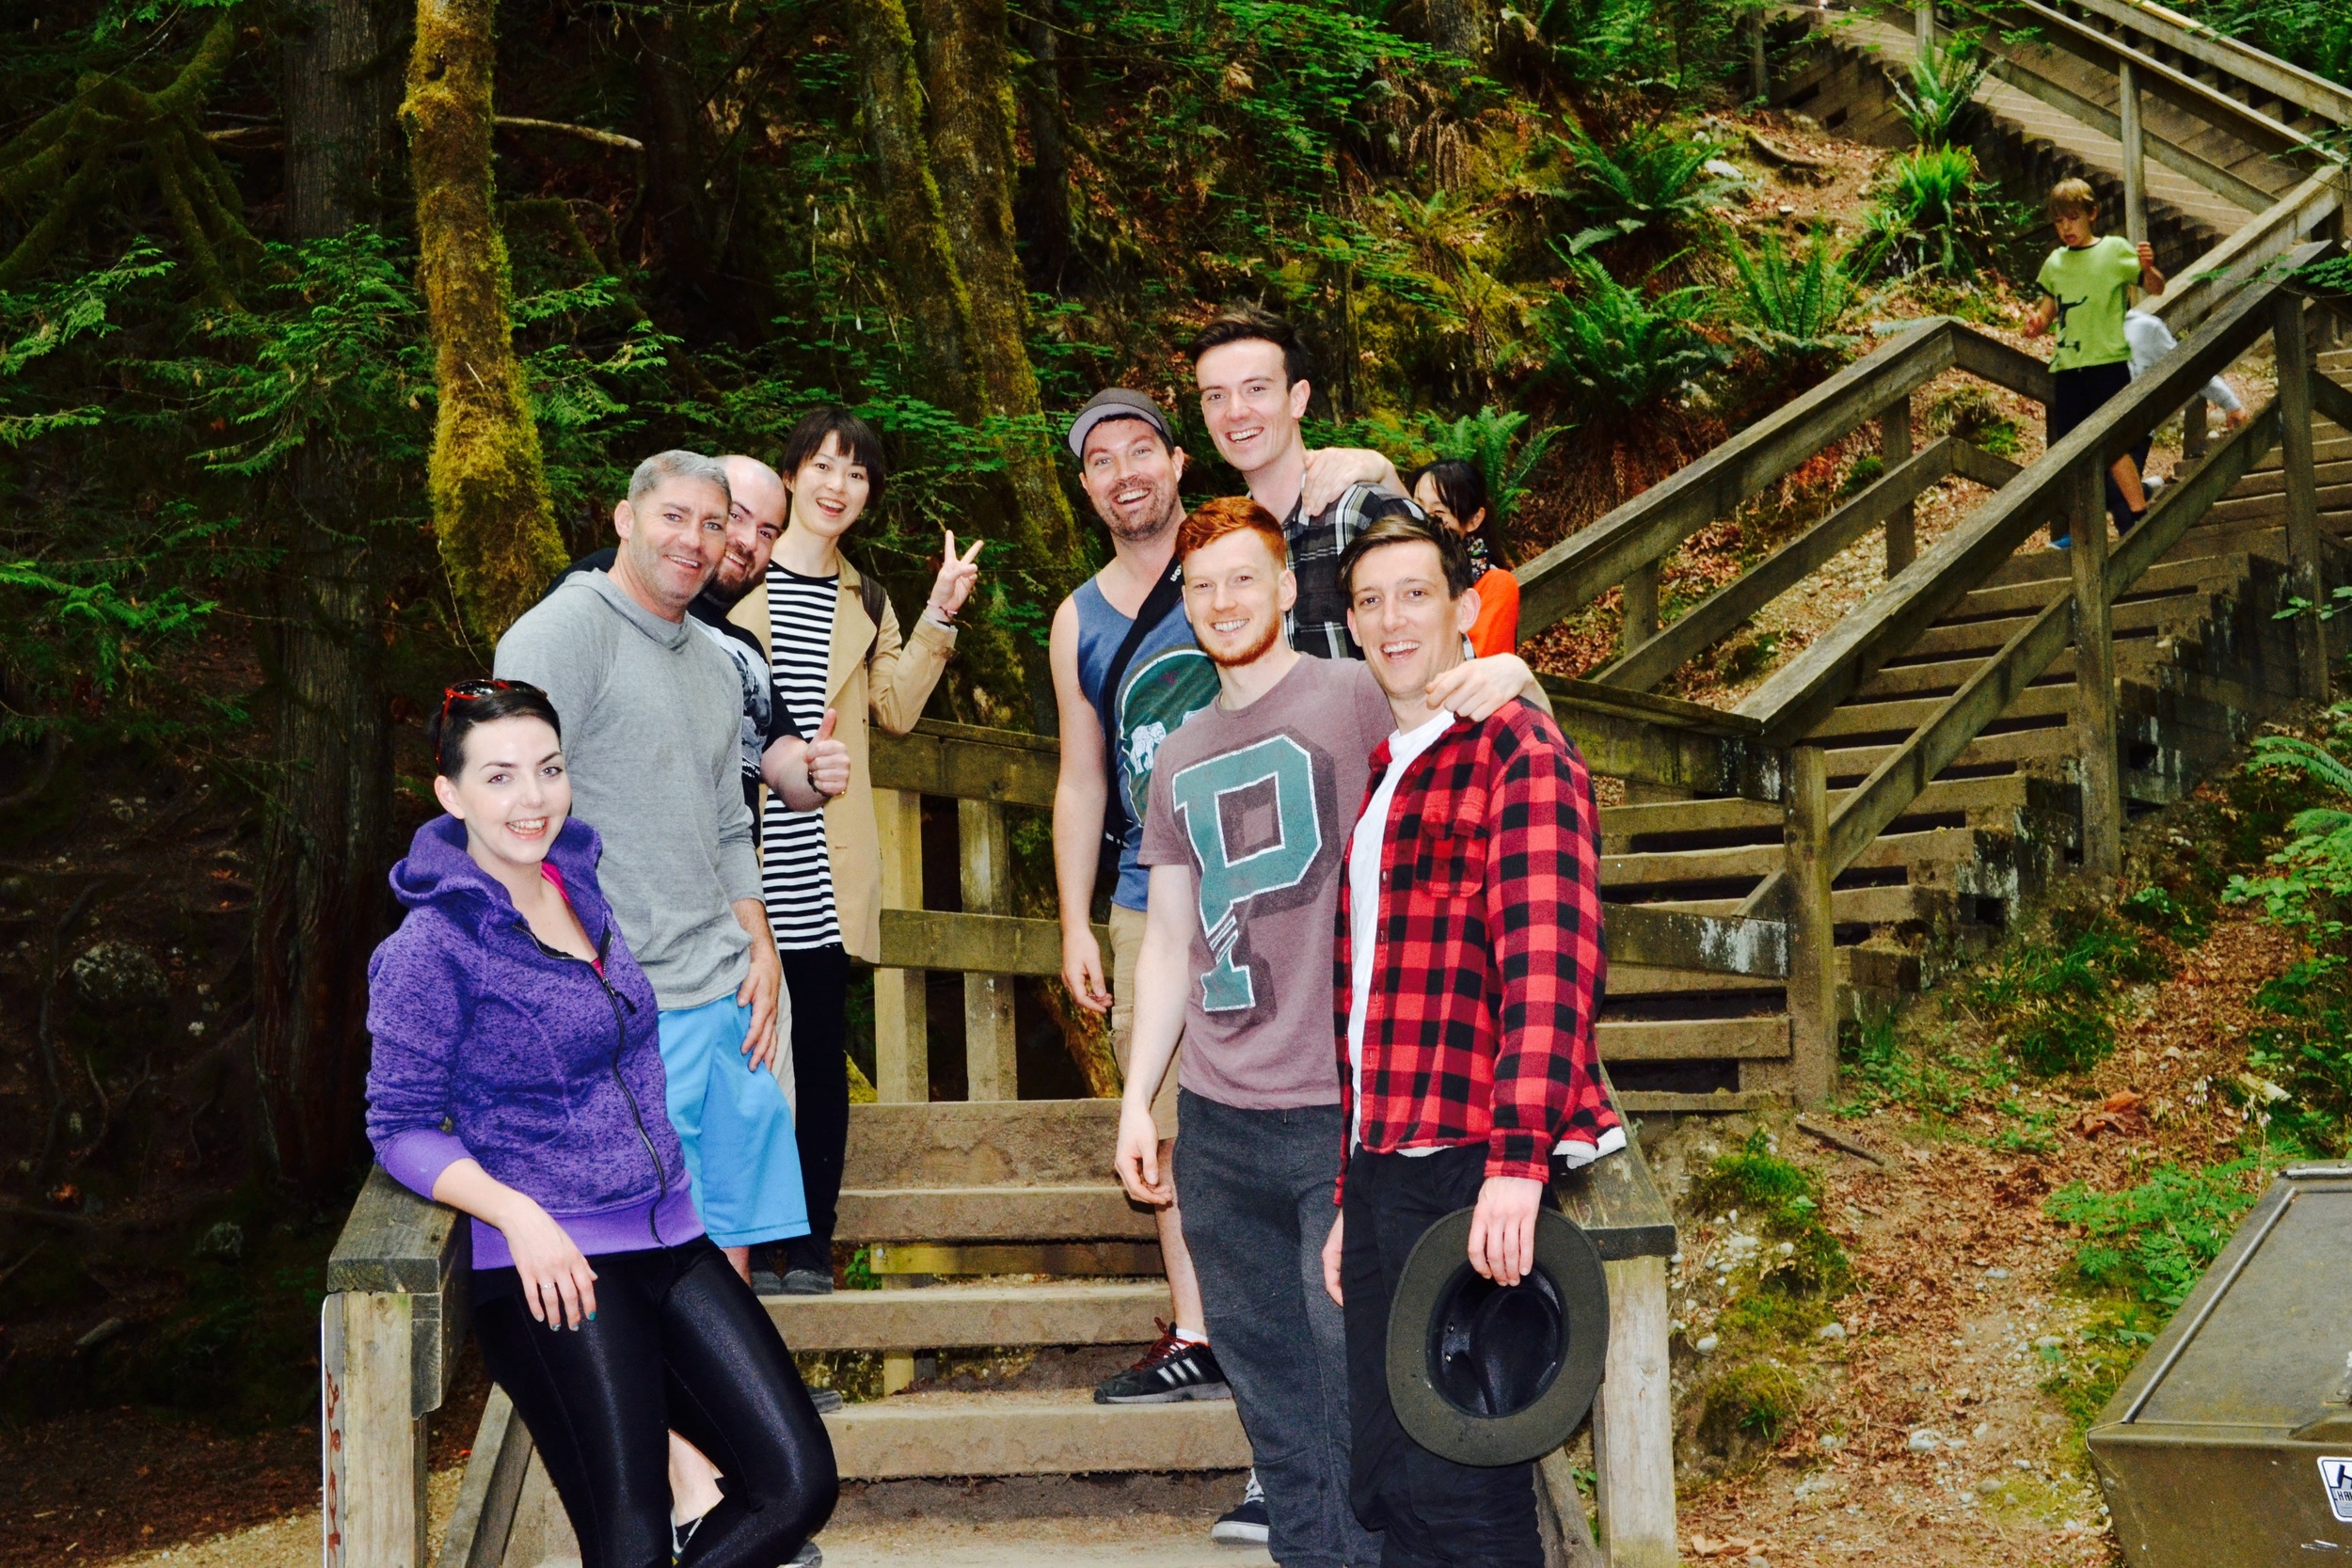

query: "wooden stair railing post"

left=2119, top=56, right=2149, bottom=247
left=872, top=787, right=930, bottom=1104
left=1620, top=562, right=1660, bottom=655
left=323, top=1291, right=428, bottom=1568
left=2069, top=461, right=2124, bottom=882
left=1914, top=0, right=1932, bottom=60
left=1782, top=744, right=1836, bottom=1107
left=959, top=799, right=1019, bottom=1100
left=1882, top=395, right=1915, bottom=576
left=2273, top=292, right=2332, bottom=701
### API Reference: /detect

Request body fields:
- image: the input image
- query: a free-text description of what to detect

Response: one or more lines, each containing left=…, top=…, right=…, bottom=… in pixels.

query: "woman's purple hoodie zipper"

left=365, top=815, right=701, bottom=1269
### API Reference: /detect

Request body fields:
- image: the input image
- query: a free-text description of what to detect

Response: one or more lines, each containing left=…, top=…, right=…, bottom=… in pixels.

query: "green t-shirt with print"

left=2038, top=234, right=2142, bottom=372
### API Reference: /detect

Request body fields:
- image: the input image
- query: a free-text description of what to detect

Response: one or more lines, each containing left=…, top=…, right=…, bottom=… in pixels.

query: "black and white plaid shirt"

left=1283, top=481, right=1425, bottom=659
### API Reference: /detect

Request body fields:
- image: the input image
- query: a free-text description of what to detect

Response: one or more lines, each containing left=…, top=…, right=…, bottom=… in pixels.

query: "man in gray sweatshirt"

left=495, top=451, right=807, bottom=1280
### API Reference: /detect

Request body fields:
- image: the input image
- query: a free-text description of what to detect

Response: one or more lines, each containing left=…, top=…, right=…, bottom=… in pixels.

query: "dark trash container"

left=2090, top=1164, right=2352, bottom=1565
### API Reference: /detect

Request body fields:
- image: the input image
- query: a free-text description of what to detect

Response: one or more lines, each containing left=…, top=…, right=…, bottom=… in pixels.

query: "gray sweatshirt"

left=494, top=570, right=761, bottom=1009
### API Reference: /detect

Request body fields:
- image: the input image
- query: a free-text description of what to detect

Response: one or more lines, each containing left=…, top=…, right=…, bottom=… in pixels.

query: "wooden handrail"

left=1595, top=437, right=2023, bottom=692
left=2053, top=0, right=2352, bottom=128
left=1995, top=0, right=2324, bottom=165
left=2149, top=168, right=2348, bottom=336
left=326, top=1164, right=468, bottom=1418
left=1735, top=258, right=2305, bottom=747
left=1514, top=323, right=1961, bottom=633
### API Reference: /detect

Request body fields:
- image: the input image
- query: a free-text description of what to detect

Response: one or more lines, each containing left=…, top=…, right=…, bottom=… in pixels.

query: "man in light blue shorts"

left=497, top=450, right=808, bottom=1274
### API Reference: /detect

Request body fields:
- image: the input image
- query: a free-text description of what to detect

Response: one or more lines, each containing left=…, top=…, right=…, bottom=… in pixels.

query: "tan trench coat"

left=727, top=557, right=955, bottom=963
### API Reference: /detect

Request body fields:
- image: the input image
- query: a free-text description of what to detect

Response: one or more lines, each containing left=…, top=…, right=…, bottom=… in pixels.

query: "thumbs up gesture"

left=805, top=708, right=850, bottom=799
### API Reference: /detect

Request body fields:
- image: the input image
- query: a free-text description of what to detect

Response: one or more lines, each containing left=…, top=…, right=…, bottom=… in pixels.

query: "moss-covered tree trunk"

left=919, top=0, right=1087, bottom=710
left=249, top=0, right=407, bottom=1191
left=1019, top=0, right=1073, bottom=290
left=844, top=0, right=977, bottom=413
left=404, top=0, right=564, bottom=638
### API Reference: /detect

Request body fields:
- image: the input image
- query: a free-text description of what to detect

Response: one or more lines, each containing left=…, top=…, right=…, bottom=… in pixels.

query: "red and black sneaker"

left=1092, top=1320, right=1232, bottom=1404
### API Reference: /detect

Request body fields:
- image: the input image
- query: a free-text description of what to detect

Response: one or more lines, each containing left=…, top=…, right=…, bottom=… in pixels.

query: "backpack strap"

left=1096, top=559, right=1186, bottom=854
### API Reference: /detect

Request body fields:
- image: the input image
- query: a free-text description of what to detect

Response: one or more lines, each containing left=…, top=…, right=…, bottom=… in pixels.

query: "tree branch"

left=494, top=116, right=645, bottom=152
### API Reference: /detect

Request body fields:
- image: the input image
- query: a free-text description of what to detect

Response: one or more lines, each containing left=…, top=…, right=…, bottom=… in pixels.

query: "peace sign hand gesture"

left=927, top=532, right=985, bottom=622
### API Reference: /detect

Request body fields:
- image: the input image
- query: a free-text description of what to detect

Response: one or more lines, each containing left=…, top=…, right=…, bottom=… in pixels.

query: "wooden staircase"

left=1597, top=354, right=2352, bottom=1097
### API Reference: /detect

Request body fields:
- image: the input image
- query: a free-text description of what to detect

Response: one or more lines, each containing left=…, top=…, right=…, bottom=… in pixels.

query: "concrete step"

left=765, top=1280, right=1167, bottom=1352
left=836, top=1183, right=1155, bottom=1244
left=1599, top=1016, right=1791, bottom=1060
left=824, top=1389, right=1250, bottom=1481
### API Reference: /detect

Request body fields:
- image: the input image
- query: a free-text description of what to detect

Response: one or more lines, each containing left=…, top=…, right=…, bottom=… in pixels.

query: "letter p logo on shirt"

left=1170, top=736, right=1324, bottom=1014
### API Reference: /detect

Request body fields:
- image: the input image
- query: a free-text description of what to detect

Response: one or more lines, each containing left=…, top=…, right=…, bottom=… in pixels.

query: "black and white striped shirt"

left=761, top=567, right=843, bottom=951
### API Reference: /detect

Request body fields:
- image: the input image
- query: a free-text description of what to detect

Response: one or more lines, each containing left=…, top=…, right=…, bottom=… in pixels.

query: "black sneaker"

left=780, top=1268, right=834, bottom=1295
left=748, top=1267, right=788, bottom=1296
left=809, top=1386, right=845, bottom=1415
left=1211, top=1470, right=1269, bottom=1545
left=1093, top=1321, right=1232, bottom=1404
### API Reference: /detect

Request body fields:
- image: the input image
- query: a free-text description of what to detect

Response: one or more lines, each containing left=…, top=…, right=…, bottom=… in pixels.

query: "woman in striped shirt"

left=726, top=409, right=981, bottom=1294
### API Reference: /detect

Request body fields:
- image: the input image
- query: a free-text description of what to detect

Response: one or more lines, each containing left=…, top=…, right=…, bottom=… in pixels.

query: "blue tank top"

left=1074, top=575, right=1220, bottom=910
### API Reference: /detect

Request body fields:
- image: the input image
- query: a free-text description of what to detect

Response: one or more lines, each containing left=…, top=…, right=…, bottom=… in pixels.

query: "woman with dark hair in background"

left=1406, top=459, right=1519, bottom=657
left=365, top=679, right=835, bottom=1567
left=723, top=407, right=982, bottom=1295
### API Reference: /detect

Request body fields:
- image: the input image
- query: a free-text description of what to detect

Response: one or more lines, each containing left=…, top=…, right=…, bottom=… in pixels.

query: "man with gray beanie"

left=496, top=451, right=810, bottom=1284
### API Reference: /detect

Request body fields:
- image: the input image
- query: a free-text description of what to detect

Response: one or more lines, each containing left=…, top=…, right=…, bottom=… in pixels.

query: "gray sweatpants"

left=1174, top=1088, right=1380, bottom=1568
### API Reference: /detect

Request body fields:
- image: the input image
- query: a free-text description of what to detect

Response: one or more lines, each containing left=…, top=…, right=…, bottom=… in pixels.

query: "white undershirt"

left=1343, top=706, right=1629, bottom=1171
left=1348, top=709, right=1457, bottom=1152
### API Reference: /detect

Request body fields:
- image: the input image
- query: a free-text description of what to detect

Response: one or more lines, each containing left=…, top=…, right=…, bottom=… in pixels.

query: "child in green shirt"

left=2023, top=178, right=2166, bottom=547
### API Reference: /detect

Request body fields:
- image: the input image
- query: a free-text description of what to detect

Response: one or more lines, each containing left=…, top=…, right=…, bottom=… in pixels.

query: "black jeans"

left=777, top=943, right=850, bottom=1276
left=1342, top=1146, right=1544, bottom=1568
left=471, top=1236, right=837, bottom=1568
left=1174, top=1089, right=1378, bottom=1568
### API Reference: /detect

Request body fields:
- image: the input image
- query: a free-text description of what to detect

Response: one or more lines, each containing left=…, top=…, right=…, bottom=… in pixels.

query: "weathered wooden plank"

left=2058, top=0, right=2352, bottom=128
left=868, top=720, right=1058, bottom=808
left=1883, top=395, right=1917, bottom=573
left=1604, top=904, right=1788, bottom=979
left=1515, top=324, right=1957, bottom=632
left=1823, top=597, right=2072, bottom=876
left=866, top=1242, right=1164, bottom=1276
left=326, top=1166, right=465, bottom=1419
left=2106, top=401, right=2280, bottom=593
left=1600, top=1017, right=1791, bottom=1059
left=322, top=1291, right=428, bottom=1568
left=873, top=786, right=929, bottom=1102
left=878, top=909, right=1107, bottom=977
left=1947, top=329, right=2058, bottom=408
left=1554, top=1097, right=1677, bottom=1259
left=1542, top=688, right=1785, bottom=802
left=1596, top=440, right=1963, bottom=692
left=2071, top=465, right=2125, bottom=881
left=1784, top=747, right=1836, bottom=1107
left=1593, top=1253, right=1677, bottom=1568
left=2277, top=295, right=2332, bottom=699
left=2150, top=172, right=2344, bottom=338
left=960, top=799, right=1020, bottom=1100
left=2313, top=371, right=2352, bottom=436
left=1615, top=1088, right=1786, bottom=1115
left=433, top=1388, right=531, bottom=1568
left=1738, top=269, right=2292, bottom=746
left=1995, top=1, right=2320, bottom=163
left=1979, top=43, right=2278, bottom=214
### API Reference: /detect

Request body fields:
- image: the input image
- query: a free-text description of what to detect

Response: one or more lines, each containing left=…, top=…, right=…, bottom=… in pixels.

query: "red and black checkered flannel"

left=1332, top=698, right=1617, bottom=1198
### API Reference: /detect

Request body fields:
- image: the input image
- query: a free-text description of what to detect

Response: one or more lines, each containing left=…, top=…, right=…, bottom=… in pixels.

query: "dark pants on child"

left=1342, top=1145, right=1545, bottom=1568
left=471, top=1235, right=836, bottom=1568
left=2049, top=359, right=2150, bottom=535
left=777, top=943, right=850, bottom=1278
left=1175, top=1088, right=1380, bottom=1568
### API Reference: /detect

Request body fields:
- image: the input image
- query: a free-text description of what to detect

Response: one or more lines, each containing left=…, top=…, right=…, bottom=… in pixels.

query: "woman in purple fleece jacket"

left=366, top=680, right=834, bottom=1568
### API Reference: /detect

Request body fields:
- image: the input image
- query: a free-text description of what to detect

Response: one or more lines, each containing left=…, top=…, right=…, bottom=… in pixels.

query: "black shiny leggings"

left=471, top=1235, right=837, bottom=1568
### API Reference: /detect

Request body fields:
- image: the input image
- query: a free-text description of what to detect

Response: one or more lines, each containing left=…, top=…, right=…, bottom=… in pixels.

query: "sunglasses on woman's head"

left=439, top=677, right=522, bottom=726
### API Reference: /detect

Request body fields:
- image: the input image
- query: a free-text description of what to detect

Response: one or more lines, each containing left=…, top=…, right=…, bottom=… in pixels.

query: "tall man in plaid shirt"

left=1192, top=307, right=1421, bottom=660
left=1113, top=498, right=1549, bottom=1568
left=1318, top=513, right=1622, bottom=1566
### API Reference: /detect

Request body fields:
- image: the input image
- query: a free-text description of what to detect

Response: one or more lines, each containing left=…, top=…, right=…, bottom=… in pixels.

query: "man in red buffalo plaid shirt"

left=1317, top=513, right=1622, bottom=1566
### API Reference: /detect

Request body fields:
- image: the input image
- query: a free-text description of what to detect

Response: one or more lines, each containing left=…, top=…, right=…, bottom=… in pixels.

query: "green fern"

left=1726, top=224, right=1860, bottom=368
left=1852, top=145, right=2002, bottom=280
left=1422, top=406, right=1565, bottom=546
left=1892, top=34, right=1991, bottom=148
left=1558, top=122, right=1745, bottom=251
left=1531, top=249, right=1726, bottom=414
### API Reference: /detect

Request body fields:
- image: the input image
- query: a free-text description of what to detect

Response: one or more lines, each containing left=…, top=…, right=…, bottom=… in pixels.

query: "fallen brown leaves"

left=2073, top=1090, right=2149, bottom=1140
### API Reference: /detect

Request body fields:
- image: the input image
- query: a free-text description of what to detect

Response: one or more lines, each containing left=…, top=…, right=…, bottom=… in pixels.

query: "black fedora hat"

left=1384, top=1207, right=1610, bottom=1467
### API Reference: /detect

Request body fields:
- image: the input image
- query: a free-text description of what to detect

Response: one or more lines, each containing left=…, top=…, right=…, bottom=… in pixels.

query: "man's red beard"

left=1202, top=614, right=1280, bottom=669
